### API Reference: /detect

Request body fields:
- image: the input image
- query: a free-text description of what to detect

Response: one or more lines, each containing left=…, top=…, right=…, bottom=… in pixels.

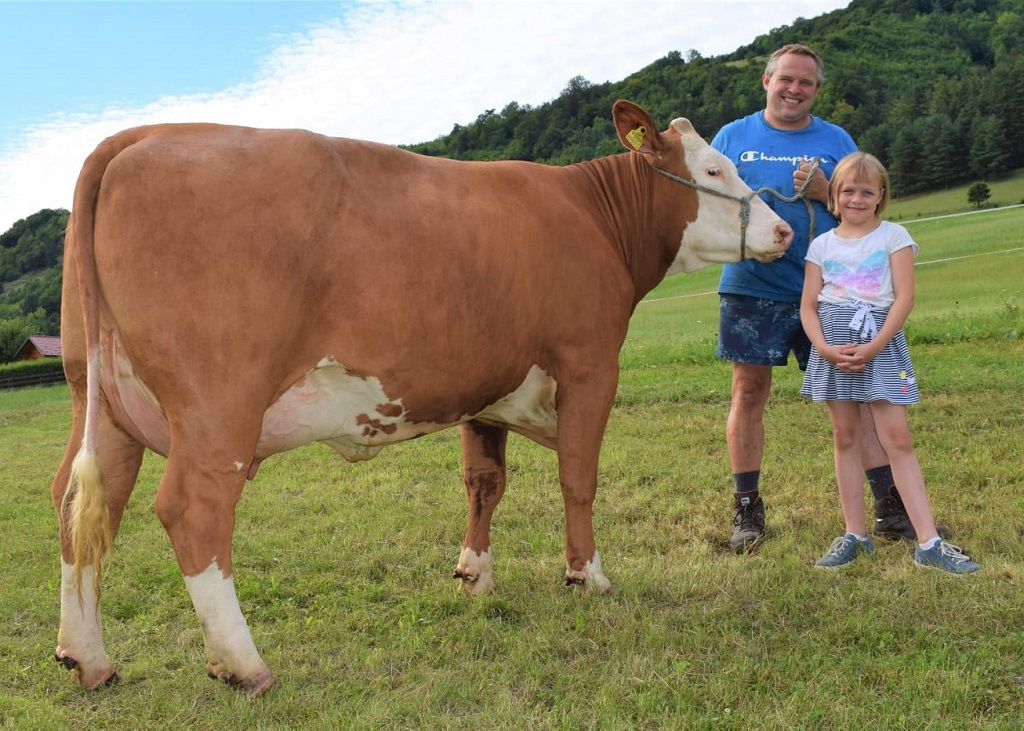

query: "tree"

left=987, top=55, right=1024, bottom=170
left=969, top=114, right=1012, bottom=180
left=0, top=307, right=49, bottom=363
left=888, top=121, right=927, bottom=197
left=404, top=0, right=1024, bottom=192
left=0, top=208, right=68, bottom=282
left=858, top=122, right=895, bottom=165
left=967, top=182, right=991, bottom=208
left=920, top=114, right=966, bottom=189
left=990, top=10, right=1024, bottom=62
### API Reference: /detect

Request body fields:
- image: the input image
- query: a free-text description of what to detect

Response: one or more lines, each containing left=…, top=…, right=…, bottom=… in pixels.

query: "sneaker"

left=914, top=539, right=980, bottom=575
left=815, top=533, right=875, bottom=569
left=729, top=495, right=765, bottom=553
left=873, top=487, right=950, bottom=541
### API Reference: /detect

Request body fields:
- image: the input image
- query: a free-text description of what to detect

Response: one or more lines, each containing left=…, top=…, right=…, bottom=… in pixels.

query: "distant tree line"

left=407, top=0, right=1024, bottom=198
left=0, top=209, right=66, bottom=360
left=2, top=0, right=1023, bottom=360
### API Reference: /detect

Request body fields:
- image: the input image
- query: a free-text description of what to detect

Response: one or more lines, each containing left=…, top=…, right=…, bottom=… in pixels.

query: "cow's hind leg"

left=454, top=421, right=508, bottom=595
left=52, top=406, right=144, bottom=690
left=155, top=437, right=274, bottom=695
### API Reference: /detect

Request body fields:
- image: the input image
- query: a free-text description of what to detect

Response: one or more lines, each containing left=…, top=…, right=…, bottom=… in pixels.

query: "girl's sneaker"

left=914, top=539, right=980, bottom=574
left=814, top=533, right=874, bottom=569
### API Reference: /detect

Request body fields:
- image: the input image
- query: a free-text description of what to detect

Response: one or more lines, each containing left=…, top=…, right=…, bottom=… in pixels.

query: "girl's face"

left=835, top=173, right=883, bottom=224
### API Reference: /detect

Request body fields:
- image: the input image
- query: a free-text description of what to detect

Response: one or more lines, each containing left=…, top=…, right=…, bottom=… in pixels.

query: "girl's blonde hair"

left=828, top=151, right=891, bottom=217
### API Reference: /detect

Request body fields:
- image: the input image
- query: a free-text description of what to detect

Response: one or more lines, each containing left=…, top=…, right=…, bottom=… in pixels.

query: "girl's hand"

left=835, top=343, right=881, bottom=372
left=820, top=343, right=867, bottom=372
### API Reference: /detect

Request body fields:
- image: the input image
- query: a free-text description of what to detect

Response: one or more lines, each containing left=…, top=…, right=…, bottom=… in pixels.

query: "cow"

left=52, top=100, right=792, bottom=694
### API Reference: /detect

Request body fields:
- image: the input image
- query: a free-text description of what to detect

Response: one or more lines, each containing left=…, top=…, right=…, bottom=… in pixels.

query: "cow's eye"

left=707, top=166, right=722, bottom=177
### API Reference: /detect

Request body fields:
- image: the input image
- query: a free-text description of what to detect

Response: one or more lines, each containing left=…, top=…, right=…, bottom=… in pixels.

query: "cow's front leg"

left=183, top=562, right=273, bottom=694
left=556, top=376, right=616, bottom=594
left=156, top=452, right=274, bottom=695
left=454, top=421, right=508, bottom=595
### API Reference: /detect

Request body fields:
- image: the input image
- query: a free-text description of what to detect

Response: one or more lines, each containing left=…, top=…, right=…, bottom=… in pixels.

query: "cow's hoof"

left=587, top=574, right=614, bottom=595
left=55, top=651, right=119, bottom=690
left=564, top=574, right=614, bottom=594
left=453, top=567, right=478, bottom=594
left=453, top=549, right=495, bottom=595
left=564, top=567, right=613, bottom=595
left=208, top=666, right=276, bottom=696
left=238, top=672, right=276, bottom=696
left=91, top=667, right=120, bottom=688
left=454, top=567, right=495, bottom=596
left=565, top=552, right=613, bottom=594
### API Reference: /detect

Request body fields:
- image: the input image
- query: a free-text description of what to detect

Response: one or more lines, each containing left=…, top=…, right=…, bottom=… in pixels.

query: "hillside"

left=407, top=0, right=1024, bottom=197
left=0, top=209, right=66, bottom=360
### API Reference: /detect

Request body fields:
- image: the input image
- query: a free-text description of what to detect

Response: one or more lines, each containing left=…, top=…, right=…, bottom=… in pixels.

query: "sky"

left=0, top=0, right=852, bottom=233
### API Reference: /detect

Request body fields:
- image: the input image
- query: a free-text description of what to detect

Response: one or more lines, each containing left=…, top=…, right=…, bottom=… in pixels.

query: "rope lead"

left=652, top=157, right=822, bottom=262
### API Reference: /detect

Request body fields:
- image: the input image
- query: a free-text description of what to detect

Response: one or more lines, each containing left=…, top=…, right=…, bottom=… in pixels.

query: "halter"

left=651, top=157, right=821, bottom=262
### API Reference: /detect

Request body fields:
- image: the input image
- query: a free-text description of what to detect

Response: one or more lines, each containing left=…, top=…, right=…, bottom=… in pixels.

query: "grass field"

left=886, top=168, right=1024, bottom=221
left=1, top=204, right=1022, bottom=728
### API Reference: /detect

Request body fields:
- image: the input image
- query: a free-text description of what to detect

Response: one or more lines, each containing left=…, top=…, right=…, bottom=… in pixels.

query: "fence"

left=0, top=369, right=67, bottom=391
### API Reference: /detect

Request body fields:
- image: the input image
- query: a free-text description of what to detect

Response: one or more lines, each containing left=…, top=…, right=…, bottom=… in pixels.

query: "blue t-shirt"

left=712, top=111, right=857, bottom=302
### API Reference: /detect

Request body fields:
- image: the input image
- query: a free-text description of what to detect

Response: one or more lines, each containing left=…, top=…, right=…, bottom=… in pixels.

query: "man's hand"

left=794, top=160, right=828, bottom=203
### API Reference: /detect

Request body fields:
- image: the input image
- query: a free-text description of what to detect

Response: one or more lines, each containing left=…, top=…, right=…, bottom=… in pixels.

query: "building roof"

left=16, top=334, right=62, bottom=358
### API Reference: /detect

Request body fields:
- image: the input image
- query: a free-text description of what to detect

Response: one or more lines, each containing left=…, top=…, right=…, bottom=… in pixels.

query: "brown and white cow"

left=52, top=100, right=791, bottom=693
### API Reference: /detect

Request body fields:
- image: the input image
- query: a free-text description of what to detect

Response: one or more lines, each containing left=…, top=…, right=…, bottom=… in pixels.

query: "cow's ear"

left=612, top=100, right=659, bottom=155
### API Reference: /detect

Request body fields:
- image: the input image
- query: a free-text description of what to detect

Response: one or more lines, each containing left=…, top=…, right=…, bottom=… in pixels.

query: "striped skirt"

left=800, top=302, right=919, bottom=405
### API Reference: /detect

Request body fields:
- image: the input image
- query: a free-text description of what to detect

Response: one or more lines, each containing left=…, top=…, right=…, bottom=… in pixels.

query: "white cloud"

left=0, top=0, right=850, bottom=231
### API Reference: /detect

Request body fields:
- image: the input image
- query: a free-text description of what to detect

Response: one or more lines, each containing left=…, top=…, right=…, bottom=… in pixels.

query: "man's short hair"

left=764, top=44, right=825, bottom=86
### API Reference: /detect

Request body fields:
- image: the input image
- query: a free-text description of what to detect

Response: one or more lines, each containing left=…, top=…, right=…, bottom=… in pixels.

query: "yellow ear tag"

left=626, top=125, right=647, bottom=150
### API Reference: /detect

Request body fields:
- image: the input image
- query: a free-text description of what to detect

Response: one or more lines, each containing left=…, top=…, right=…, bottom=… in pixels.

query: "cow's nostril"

left=774, top=222, right=794, bottom=246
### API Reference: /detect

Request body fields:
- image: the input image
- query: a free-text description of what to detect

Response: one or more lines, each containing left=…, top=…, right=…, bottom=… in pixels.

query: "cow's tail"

left=61, top=127, right=154, bottom=596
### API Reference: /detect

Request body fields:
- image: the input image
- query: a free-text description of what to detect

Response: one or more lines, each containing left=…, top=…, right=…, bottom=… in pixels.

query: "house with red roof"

left=15, top=334, right=62, bottom=360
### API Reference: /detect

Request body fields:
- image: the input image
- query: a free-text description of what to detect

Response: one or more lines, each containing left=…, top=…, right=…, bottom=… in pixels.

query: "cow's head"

left=612, top=100, right=793, bottom=274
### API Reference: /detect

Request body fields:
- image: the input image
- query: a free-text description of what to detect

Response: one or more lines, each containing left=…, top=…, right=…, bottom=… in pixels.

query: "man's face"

left=762, top=52, right=821, bottom=130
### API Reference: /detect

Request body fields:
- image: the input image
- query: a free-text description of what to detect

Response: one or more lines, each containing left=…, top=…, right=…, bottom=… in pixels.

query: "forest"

left=1, top=0, right=1022, bottom=360
left=408, top=0, right=1024, bottom=193
left=0, top=209, right=66, bottom=360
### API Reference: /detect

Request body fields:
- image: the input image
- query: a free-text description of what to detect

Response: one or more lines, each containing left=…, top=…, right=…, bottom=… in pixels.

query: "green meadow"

left=1, top=194, right=1022, bottom=728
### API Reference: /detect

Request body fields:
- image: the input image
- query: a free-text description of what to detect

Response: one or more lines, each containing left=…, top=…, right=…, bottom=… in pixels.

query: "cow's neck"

left=569, top=153, right=678, bottom=306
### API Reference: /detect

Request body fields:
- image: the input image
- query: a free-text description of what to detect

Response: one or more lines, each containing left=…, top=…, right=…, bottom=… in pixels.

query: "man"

left=711, top=44, right=921, bottom=552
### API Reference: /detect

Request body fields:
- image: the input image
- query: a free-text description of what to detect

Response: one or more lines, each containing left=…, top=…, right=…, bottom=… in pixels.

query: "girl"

left=799, top=152, right=979, bottom=574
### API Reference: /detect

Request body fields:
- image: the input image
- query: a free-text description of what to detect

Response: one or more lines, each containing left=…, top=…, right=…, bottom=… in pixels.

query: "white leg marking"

left=57, top=560, right=113, bottom=686
left=567, top=551, right=613, bottom=594
left=183, top=561, right=267, bottom=682
left=456, top=546, right=495, bottom=595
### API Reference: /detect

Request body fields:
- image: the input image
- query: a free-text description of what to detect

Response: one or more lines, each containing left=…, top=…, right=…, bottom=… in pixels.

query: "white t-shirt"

left=805, top=220, right=919, bottom=307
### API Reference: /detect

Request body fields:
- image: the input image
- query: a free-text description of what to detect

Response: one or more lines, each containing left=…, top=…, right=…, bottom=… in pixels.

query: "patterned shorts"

left=716, top=293, right=811, bottom=370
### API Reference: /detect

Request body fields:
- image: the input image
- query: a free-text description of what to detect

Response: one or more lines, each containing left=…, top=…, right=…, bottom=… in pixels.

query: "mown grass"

left=886, top=168, right=1024, bottom=221
left=1, top=207, right=1022, bottom=729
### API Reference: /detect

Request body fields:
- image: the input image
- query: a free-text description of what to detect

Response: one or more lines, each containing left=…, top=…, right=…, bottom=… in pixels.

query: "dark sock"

left=865, top=465, right=896, bottom=501
left=732, top=470, right=760, bottom=505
